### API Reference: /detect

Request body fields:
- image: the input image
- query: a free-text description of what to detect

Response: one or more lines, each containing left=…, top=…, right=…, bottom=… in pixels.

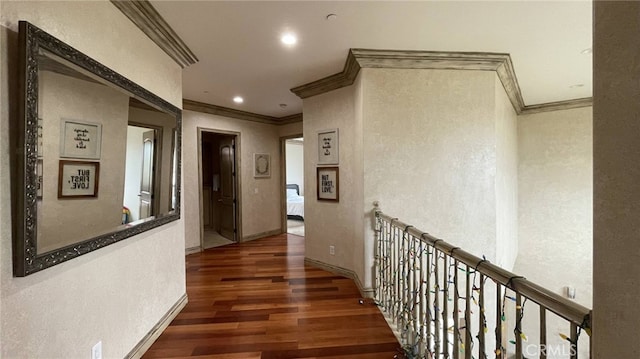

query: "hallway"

left=143, top=234, right=401, bottom=358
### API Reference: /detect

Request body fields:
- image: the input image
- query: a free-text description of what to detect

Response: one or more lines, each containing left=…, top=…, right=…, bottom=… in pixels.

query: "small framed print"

left=60, top=119, right=102, bottom=159
left=254, top=153, right=271, bottom=178
left=317, top=128, right=339, bottom=165
left=58, top=160, right=100, bottom=198
left=317, top=166, right=339, bottom=202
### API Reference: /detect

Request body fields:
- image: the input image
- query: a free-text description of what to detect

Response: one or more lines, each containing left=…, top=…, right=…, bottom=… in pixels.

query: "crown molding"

left=277, top=113, right=304, bottom=125
left=291, top=50, right=361, bottom=99
left=521, top=97, right=593, bottom=115
left=183, top=99, right=302, bottom=126
left=111, top=0, right=198, bottom=68
left=290, top=48, right=592, bottom=115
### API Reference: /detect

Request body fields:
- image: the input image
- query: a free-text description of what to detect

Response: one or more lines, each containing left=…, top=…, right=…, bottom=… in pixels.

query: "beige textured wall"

left=278, top=121, right=303, bottom=138
left=515, top=107, right=592, bottom=305
left=303, top=68, right=515, bottom=289
left=494, top=76, right=519, bottom=270
left=38, top=71, right=129, bottom=253
left=593, top=2, right=640, bottom=356
left=182, top=110, right=283, bottom=249
left=0, top=1, right=185, bottom=358
left=303, top=84, right=365, bottom=279
left=362, top=68, right=499, bottom=271
left=514, top=106, right=592, bottom=356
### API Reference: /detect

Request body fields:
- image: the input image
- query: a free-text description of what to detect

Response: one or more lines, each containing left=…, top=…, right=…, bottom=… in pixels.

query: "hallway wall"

left=361, top=68, right=508, bottom=286
left=514, top=106, right=592, bottom=356
left=0, top=1, right=185, bottom=358
left=515, top=106, right=593, bottom=307
left=303, top=83, right=364, bottom=284
left=182, top=110, right=284, bottom=250
left=303, top=68, right=518, bottom=290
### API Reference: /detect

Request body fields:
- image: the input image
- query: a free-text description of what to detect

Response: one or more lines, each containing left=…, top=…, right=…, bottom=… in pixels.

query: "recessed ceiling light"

left=281, top=33, right=297, bottom=46
left=326, top=14, right=338, bottom=21
left=233, top=96, right=244, bottom=104
left=581, top=48, right=592, bottom=55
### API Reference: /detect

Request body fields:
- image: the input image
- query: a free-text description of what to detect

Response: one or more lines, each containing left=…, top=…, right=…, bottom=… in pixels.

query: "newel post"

left=372, top=201, right=381, bottom=298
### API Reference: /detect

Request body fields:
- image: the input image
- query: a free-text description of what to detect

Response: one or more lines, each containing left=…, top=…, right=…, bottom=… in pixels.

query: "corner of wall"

left=353, top=72, right=368, bottom=289
left=303, top=84, right=363, bottom=280
left=494, top=74, right=519, bottom=271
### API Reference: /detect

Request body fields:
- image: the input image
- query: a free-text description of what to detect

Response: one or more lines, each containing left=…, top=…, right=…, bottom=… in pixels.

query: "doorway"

left=123, top=124, right=161, bottom=224
left=281, top=135, right=305, bottom=237
left=199, top=130, right=240, bottom=249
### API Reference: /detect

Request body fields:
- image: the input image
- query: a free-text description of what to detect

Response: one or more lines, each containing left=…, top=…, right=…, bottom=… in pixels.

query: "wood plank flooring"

left=143, top=234, right=402, bottom=359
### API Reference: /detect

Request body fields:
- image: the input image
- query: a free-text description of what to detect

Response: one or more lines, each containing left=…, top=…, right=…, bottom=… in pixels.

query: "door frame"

left=197, top=127, right=242, bottom=249
left=280, top=133, right=304, bottom=233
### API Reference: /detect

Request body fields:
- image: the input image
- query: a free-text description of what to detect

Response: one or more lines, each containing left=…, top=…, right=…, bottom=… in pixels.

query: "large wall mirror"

left=13, top=21, right=182, bottom=276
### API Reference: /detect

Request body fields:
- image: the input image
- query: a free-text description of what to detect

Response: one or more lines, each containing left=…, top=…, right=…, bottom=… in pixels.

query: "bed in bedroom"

left=286, top=184, right=304, bottom=221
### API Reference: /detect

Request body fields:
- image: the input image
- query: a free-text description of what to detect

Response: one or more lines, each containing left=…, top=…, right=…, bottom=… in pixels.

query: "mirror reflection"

left=35, top=49, right=178, bottom=254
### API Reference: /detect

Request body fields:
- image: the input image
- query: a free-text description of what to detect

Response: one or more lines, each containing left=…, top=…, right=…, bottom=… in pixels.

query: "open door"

left=219, top=136, right=236, bottom=241
left=138, top=130, right=155, bottom=219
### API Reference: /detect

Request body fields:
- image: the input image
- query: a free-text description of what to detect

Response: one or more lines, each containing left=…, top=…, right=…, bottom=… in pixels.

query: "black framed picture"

left=317, top=166, right=339, bottom=202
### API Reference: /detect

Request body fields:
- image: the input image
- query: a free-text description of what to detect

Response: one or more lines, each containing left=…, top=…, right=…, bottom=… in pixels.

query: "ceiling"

left=151, top=1, right=592, bottom=118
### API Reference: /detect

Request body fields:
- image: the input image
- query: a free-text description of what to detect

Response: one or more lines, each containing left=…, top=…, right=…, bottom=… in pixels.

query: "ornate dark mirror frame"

left=13, top=21, right=182, bottom=277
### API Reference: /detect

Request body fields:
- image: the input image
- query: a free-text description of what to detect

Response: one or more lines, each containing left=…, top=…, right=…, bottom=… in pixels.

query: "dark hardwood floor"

left=143, top=234, right=402, bottom=359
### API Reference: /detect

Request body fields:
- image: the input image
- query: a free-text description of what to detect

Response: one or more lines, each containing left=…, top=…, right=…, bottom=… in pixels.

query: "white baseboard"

left=185, top=246, right=201, bottom=255
left=124, top=293, right=188, bottom=359
left=303, top=258, right=374, bottom=298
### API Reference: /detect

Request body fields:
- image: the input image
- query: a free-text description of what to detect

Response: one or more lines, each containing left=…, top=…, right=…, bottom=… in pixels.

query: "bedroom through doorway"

left=284, top=137, right=304, bottom=237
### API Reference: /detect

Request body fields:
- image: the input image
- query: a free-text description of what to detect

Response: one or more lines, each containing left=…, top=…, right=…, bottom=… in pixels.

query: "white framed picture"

left=60, top=119, right=102, bottom=159
left=254, top=153, right=271, bottom=178
left=317, top=128, right=339, bottom=165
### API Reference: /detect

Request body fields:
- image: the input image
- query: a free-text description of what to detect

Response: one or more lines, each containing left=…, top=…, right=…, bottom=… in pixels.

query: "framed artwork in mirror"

left=317, top=166, right=339, bottom=202
left=57, top=160, right=99, bottom=198
left=60, top=119, right=102, bottom=159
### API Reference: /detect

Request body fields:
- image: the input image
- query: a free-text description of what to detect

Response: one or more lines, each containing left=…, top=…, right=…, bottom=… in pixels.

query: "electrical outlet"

left=92, top=341, right=102, bottom=359
left=329, top=245, right=335, bottom=255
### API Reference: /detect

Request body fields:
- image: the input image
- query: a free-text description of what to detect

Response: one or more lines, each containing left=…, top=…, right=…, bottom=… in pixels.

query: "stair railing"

left=373, top=202, right=591, bottom=359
